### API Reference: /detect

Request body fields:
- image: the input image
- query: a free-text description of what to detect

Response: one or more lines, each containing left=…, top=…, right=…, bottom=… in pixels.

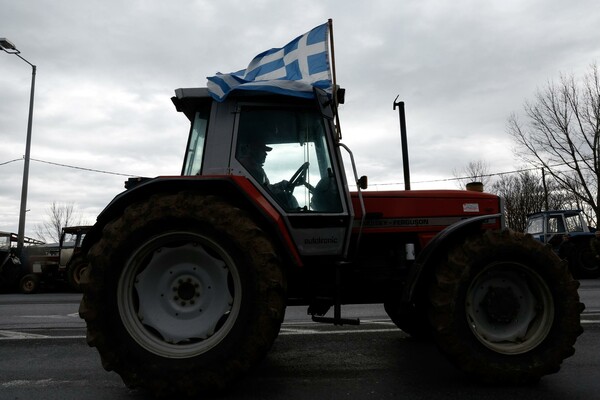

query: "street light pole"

left=1, top=38, right=36, bottom=252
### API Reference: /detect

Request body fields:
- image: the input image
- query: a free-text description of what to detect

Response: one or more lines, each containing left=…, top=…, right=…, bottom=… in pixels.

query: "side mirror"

left=336, top=86, right=345, bottom=105
left=357, top=175, right=368, bottom=190
left=314, top=87, right=334, bottom=120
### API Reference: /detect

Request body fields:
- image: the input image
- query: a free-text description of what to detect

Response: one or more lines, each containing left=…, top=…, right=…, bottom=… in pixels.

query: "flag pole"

left=327, top=18, right=343, bottom=140
left=328, top=18, right=337, bottom=93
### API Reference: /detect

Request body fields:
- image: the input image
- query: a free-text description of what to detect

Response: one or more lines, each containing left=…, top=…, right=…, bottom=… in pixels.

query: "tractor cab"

left=173, top=88, right=356, bottom=258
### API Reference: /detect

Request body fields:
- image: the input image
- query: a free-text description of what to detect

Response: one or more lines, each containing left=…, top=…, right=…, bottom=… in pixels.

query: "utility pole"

left=394, top=96, right=411, bottom=190
left=0, top=38, right=36, bottom=252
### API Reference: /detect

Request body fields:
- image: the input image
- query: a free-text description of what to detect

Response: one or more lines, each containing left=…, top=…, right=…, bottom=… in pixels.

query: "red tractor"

left=79, top=86, right=583, bottom=396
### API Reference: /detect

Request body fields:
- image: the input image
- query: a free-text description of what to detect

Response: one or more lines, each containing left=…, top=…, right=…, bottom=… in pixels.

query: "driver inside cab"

left=237, top=138, right=300, bottom=210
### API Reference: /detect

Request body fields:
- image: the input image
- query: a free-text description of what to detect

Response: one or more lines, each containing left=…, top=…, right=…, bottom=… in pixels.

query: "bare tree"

left=452, top=160, right=493, bottom=190
left=509, top=63, right=600, bottom=224
left=35, top=202, right=84, bottom=243
left=490, top=169, right=569, bottom=231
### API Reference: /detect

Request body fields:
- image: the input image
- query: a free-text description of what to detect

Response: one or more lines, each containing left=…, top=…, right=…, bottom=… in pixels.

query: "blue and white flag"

left=207, top=22, right=332, bottom=102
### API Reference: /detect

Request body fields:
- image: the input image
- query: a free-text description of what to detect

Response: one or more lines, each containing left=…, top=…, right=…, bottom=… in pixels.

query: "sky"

left=2, top=0, right=600, bottom=240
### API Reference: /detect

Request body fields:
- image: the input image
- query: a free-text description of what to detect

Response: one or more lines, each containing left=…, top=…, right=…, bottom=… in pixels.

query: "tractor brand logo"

left=358, top=216, right=468, bottom=228
left=463, top=203, right=480, bottom=212
left=395, top=219, right=429, bottom=226
left=304, top=236, right=339, bottom=245
left=363, top=218, right=430, bottom=227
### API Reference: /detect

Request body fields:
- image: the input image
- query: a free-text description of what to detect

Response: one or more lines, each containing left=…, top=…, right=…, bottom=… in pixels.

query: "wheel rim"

left=22, top=278, right=35, bottom=293
left=466, top=262, right=554, bottom=354
left=117, top=232, right=242, bottom=359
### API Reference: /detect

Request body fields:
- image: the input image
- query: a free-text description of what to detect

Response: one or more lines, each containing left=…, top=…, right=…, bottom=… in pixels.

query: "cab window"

left=526, top=216, right=544, bottom=235
left=235, top=106, right=342, bottom=213
left=182, top=109, right=210, bottom=176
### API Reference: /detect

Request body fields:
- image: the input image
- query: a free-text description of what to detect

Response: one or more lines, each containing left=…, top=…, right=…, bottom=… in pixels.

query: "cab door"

left=229, top=97, right=353, bottom=258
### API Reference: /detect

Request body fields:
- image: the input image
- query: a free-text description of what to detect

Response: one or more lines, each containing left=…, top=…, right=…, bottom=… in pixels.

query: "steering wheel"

left=287, top=162, right=310, bottom=191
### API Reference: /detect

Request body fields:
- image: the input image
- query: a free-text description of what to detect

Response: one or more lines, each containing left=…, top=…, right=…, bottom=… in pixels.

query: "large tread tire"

left=429, top=230, right=584, bottom=384
left=383, top=300, right=431, bottom=339
left=79, top=193, right=286, bottom=396
left=569, top=238, right=600, bottom=279
left=66, top=255, right=87, bottom=292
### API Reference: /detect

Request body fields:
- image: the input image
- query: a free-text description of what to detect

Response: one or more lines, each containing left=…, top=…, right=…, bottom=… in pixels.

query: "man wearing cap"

left=239, top=140, right=273, bottom=186
left=237, top=138, right=297, bottom=209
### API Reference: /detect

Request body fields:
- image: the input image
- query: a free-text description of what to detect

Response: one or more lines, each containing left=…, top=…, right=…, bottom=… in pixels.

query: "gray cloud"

left=1, top=0, right=600, bottom=238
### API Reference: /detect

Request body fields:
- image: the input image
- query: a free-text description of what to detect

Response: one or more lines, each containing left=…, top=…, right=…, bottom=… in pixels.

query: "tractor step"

left=308, top=261, right=360, bottom=326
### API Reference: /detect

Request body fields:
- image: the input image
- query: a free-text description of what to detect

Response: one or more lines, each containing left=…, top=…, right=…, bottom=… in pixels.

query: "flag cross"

left=283, top=33, right=329, bottom=82
left=207, top=22, right=332, bottom=102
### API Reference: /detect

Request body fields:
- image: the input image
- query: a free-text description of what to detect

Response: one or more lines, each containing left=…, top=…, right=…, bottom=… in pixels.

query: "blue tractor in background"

left=526, top=210, right=600, bottom=278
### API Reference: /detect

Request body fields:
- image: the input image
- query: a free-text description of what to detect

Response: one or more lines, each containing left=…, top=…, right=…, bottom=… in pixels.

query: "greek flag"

left=207, top=22, right=332, bottom=102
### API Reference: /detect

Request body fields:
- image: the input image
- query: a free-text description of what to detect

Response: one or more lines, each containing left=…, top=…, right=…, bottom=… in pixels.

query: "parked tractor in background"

left=77, top=84, right=584, bottom=397
left=0, top=231, right=45, bottom=293
left=526, top=210, right=600, bottom=278
left=23, top=226, right=91, bottom=293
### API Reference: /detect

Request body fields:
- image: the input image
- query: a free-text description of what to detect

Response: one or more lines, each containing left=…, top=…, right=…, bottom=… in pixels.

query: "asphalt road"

left=1, top=281, right=599, bottom=400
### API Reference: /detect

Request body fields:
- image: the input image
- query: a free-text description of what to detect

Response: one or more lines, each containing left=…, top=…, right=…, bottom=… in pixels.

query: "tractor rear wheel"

left=570, top=238, right=600, bottom=279
left=428, top=230, right=583, bottom=384
left=79, top=193, right=286, bottom=396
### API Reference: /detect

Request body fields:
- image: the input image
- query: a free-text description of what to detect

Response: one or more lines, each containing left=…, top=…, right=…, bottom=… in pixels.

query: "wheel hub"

left=480, top=285, right=520, bottom=324
left=173, top=276, right=201, bottom=305
left=466, top=263, right=554, bottom=354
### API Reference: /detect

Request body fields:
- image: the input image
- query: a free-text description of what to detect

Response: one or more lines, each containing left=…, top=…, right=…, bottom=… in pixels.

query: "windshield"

left=61, top=232, right=78, bottom=248
left=235, top=106, right=342, bottom=213
left=526, top=216, right=544, bottom=235
left=0, top=235, right=10, bottom=250
left=565, top=214, right=585, bottom=232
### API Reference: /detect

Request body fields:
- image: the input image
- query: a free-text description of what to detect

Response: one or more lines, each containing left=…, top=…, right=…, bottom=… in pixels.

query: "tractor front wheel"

left=19, top=273, right=39, bottom=294
left=429, top=230, right=583, bottom=384
left=79, top=193, right=286, bottom=396
left=66, top=256, right=87, bottom=291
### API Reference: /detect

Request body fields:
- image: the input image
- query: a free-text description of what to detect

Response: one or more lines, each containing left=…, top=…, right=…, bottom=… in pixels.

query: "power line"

left=30, top=158, right=136, bottom=177
left=2, top=157, right=137, bottom=176
left=370, top=165, right=542, bottom=187
left=0, top=158, right=22, bottom=166
left=370, top=159, right=585, bottom=187
left=0, top=156, right=580, bottom=186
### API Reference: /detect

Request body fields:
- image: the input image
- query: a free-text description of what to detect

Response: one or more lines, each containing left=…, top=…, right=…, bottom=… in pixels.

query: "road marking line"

left=0, top=330, right=86, bottom=340
left=0, top=320, right=598, bottom=341
left=0, top=378, right=122, bottom=389
left=0, top=330, right=50, bottom=339
left=0, top=335, right=86, bottom=340
left=280, top=328, right=401, bottom=335
left=280, top=328, right=322, bottom=334
left=2, top=379, right=55, bottom=388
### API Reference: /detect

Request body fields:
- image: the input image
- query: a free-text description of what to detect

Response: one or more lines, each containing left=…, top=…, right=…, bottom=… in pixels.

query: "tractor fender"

left=555, top=232, right=594, bottom=257
left=566, top=231, right=596, bottom=242
left=82, top=175, right=302, bottom=268
left=402, top=213, right=503, bottom=305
